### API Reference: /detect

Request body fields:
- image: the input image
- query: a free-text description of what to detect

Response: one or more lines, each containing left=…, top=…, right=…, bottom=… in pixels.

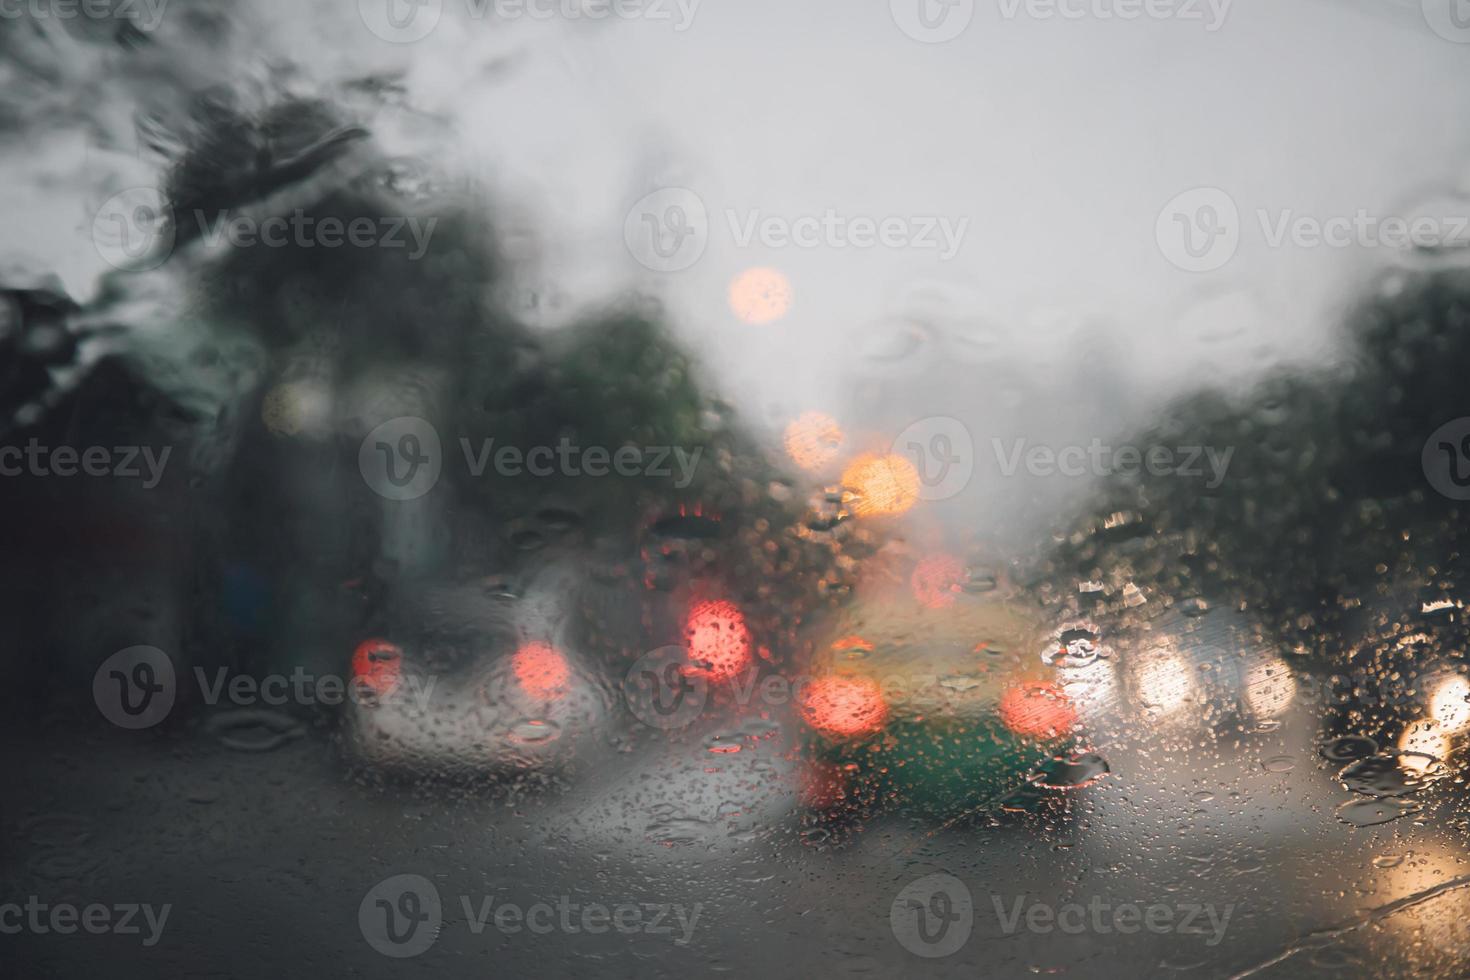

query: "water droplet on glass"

left=1322, top=735, right=1379, bottom=763
left=1033, top=751, right=1110, bottom=790
left=1043, top=626, right=1102, bottom=669
left=203, top=709, right=305, bottom=753
left=1336, top=798, right=1420, bottom=828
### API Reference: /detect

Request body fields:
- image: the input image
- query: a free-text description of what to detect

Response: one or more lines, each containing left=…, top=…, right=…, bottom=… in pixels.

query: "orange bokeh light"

left=783, top=411, right=844, bottom=471
left=841, top=453, right=921, bottom=517
left=911, top=553, right=966, bottom=609
left=351, top=638, right=403, bottom=698
left=799, top=675, right=889, bottom=740
left=512, top=641, right=570, bottom=700
left=998, top=681, right=1077, bottom=739
left=684, top=599, right=752, bottom=681
left=728, top=267, right=792, bottom=324
left=831, top=634, right=875, bottom=654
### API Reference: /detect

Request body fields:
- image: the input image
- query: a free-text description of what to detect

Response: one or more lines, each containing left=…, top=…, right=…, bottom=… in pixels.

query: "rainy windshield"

left=6, top=2, right=1470, bottom=978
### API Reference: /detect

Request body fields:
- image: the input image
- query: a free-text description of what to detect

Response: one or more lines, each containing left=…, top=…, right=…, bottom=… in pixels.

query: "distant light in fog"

left=799, top=676, right=888, bottom=740
left=1429, top=674, right=1470, bottom=732
left=998, top=681, right=1077, bottom=739
left=261, top=380, right=332, bottom=438
left=351, top=638, right=403, bottom=698
left=684, top=600, right=752, bottom=681
left=783, top=411, right=844, bottom=471
left=841, top=453, right=920, bottom=517
left=512, top=642, right=570, bottom=700
left=1376, top=842, right=1470, bottom=955
left=1397, top=722, right=1452, bottom=773
left=1133, top=651, right=1196, bottom=717
left=728, top=266, right=792, bottom=324
left=911, top=553, right=965, bottom=609
left=1244, top=656, right=1297, bottom=719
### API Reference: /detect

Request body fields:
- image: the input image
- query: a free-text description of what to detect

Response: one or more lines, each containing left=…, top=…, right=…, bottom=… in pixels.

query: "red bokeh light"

left=799, top=675, right=889, bottom=740
left=684, top=599, right=752, bottom=681
left=512, top=642, right=570, bottom=700
left=998, top=681, right=1077, bottom=739
left=911, top=553, right=966, bottom=609
left=351, top=638, right=403, bottom=698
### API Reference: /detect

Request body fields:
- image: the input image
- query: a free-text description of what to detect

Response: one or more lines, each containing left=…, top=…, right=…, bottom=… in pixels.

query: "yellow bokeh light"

left=1429, top=674, right=1470, bottom=732
left=784, top=411, right=844, bottom=471
left=1398, top=720, right=1454, bottom=771
left=1133, top=652, right=1196, bottom=717
left=261, top=380, right=332, bottom=438
left=841, top=453, right=920, bottom=517
left=1244, top=656, right=1297, bottom=720
left=728, top=266, right=792, bottom=324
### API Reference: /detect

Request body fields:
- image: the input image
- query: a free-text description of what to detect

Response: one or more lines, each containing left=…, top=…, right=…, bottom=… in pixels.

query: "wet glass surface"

left=5, top=2, right=1470, bottom=977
